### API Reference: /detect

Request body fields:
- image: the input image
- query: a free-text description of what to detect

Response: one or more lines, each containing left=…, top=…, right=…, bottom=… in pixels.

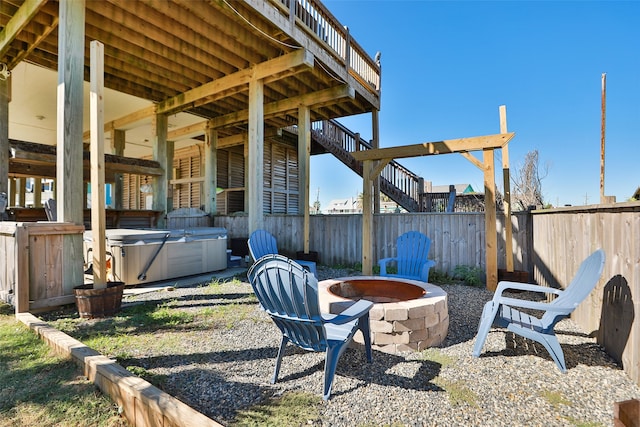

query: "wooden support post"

left=166, top=140, right=174, bottom=212
left=247, top=78, right=264, bottom=233
left=56, top=0, right=85, bottom=292
left=372, top=109, right=380, bottom=214
left=152, top=112, right=168, bottom=228
left=112, top=128, right=125, bottom=210
left=33, top=179, right=42, bottom=207
left=18, top=178, right=26, bottom=206
left=15, top=224, right=30, bottom=314
left=204, top=124, right=218, bottom=215
left=0, top=74, right=8, bottom=195
left=298, top=106, right=311, bottom=253
left=90, top=40, right=107, bottom=288
left=500, top=105, right=514, bottom=272
left=362, top=160, right=374, bottom=275
left=484, top=149, right=498, bottom=291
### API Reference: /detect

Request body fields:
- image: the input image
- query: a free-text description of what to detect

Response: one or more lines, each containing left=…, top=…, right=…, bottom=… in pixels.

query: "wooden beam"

left=7, top=14, right=58, bottom=70
left=167, top=121, right=207, bottom=141
left=212, top=84, right=354, bottom=128
left=460, top=152, right=484, bottom=170
left=90, top=40, right=107, bottom=288
left=0, top=0, right=48, bottom=57
left=157, top=49, right=314, bottom=115
left=82, top=105, right=156, bottom=141
left=352, top=133, right=515, bottom=162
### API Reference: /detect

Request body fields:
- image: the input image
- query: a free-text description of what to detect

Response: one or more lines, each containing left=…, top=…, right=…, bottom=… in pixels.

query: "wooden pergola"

left=351, top=106, right=515, bottom=291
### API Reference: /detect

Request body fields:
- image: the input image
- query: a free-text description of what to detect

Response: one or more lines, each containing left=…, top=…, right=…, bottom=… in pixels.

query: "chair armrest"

left=495, top=281, right=564, bottom=298
left=322, top=299, right=373, bottom=325
left=378, top=257, right=397, bottom=276
left=496, top=296, right=575, bottom=314
left=420, top=260, right=436, bottom=282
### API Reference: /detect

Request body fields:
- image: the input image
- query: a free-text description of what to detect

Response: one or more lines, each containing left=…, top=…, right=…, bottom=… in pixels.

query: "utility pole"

left=600, top=72, right=606, bottom=204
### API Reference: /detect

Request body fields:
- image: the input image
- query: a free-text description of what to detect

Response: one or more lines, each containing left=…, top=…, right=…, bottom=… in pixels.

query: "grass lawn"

left=0, top=303, right=126, bottom=427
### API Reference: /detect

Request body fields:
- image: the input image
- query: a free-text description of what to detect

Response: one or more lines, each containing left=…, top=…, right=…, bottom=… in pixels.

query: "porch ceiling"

left=0, top=0, right=380, bottom=141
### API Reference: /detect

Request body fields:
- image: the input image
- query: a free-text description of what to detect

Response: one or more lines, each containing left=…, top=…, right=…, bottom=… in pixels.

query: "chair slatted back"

left=248, top=229, right=279, bottom=261
left=248, top=254, right=326, bottom=352
left=541, top=249, right=605, bottom=329
left=396, top=231, right=432, bottom=276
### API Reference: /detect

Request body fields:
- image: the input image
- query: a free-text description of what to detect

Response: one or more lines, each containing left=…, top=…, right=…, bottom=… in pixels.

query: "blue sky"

left=310, top=0, right=639, bottom=210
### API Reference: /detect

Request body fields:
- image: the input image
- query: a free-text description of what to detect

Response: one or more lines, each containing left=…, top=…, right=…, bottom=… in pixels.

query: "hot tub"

left=84, top=227, right=228, bottom=285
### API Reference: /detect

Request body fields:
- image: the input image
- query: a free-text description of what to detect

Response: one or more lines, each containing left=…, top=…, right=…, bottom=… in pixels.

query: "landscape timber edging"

left=16, top=313, right=222, bottom=427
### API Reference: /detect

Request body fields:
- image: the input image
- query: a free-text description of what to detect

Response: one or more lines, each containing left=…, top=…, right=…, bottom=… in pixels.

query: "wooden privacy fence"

left=531, top=203, right=640, bottom=387
left=214, top=211, right=531, bottom=274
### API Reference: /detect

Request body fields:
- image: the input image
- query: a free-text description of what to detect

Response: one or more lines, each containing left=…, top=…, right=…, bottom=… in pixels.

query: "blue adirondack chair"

left=248, top=229, right=318, bottom=277
left=472, top=249, right=605, bottom=372
left=378, top=231, right=436, bottom=282
left=247, top=254, right=373, bottom=400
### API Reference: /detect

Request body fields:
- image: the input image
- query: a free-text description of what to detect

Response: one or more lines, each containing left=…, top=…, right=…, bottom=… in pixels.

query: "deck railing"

left=311, top=120, right=423, bottom=208
left=276, top=0, right=381, bottom=92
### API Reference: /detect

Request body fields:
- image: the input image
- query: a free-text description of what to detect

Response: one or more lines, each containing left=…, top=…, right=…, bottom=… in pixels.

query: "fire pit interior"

left=329, top=279, right=425, bottom=303
left=320, top=276, right=448, bottom=354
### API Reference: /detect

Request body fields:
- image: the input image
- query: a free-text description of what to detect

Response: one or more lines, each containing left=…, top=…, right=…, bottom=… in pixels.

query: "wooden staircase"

left=308, top=120, right=423, bottom=212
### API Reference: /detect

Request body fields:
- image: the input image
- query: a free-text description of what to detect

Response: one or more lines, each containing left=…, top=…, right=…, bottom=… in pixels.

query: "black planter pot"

left=73, top=282, right=125, bottom=319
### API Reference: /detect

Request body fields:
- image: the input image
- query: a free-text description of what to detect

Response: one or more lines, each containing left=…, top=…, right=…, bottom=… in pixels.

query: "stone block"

left=374, top=331, right=409, bottom=345
left=369, top=305, right=385, bottom=321
left=408, top=328, right=429, bottom=342
left=393, top=317, right=426, bottom=332
left=424, top=311, right=440, bottom=328
left=385, top=304, right=408, bottom=321
left=370, top=320, right=393, bottom=333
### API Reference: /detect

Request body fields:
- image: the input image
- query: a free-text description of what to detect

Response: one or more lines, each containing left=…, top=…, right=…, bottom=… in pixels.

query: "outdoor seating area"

left=1, top=0, right=639, bottom=425
left=23, top=262, right=637, bottom=426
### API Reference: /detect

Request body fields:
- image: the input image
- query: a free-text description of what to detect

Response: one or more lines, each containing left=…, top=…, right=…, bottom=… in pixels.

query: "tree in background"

left=511, top=150, right=549, bottom=210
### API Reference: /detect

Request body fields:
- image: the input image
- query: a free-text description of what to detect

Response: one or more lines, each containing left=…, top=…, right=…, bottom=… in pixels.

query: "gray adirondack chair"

left=472, top=249, right=605, bottom=372
left=378, top=231, right=436, bottom=282
left=247, top=254, right=373, bottom=400
left=248, top=229, right=317, bottom=277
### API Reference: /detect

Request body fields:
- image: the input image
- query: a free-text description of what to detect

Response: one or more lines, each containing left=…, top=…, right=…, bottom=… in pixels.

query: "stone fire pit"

left=318, top=276, right=448, bottom=354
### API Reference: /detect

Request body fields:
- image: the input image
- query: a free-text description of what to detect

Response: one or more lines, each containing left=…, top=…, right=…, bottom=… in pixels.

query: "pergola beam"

left=352, top=133, right=514, bottom=161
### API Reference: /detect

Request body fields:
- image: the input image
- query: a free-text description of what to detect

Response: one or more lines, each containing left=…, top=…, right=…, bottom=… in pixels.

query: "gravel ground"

left=94, top=266, right=639, bottom=426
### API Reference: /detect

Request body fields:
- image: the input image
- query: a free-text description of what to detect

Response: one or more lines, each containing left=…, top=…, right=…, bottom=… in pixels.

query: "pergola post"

left=247, top=77, right=264, bottom=233
left=500, top=105, right=514, bottom=273
left=372, top=109, right=380, bottom=214
left=483, top=148, right=498, bottom=290
left=362, top=160, right=374, bottom=275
